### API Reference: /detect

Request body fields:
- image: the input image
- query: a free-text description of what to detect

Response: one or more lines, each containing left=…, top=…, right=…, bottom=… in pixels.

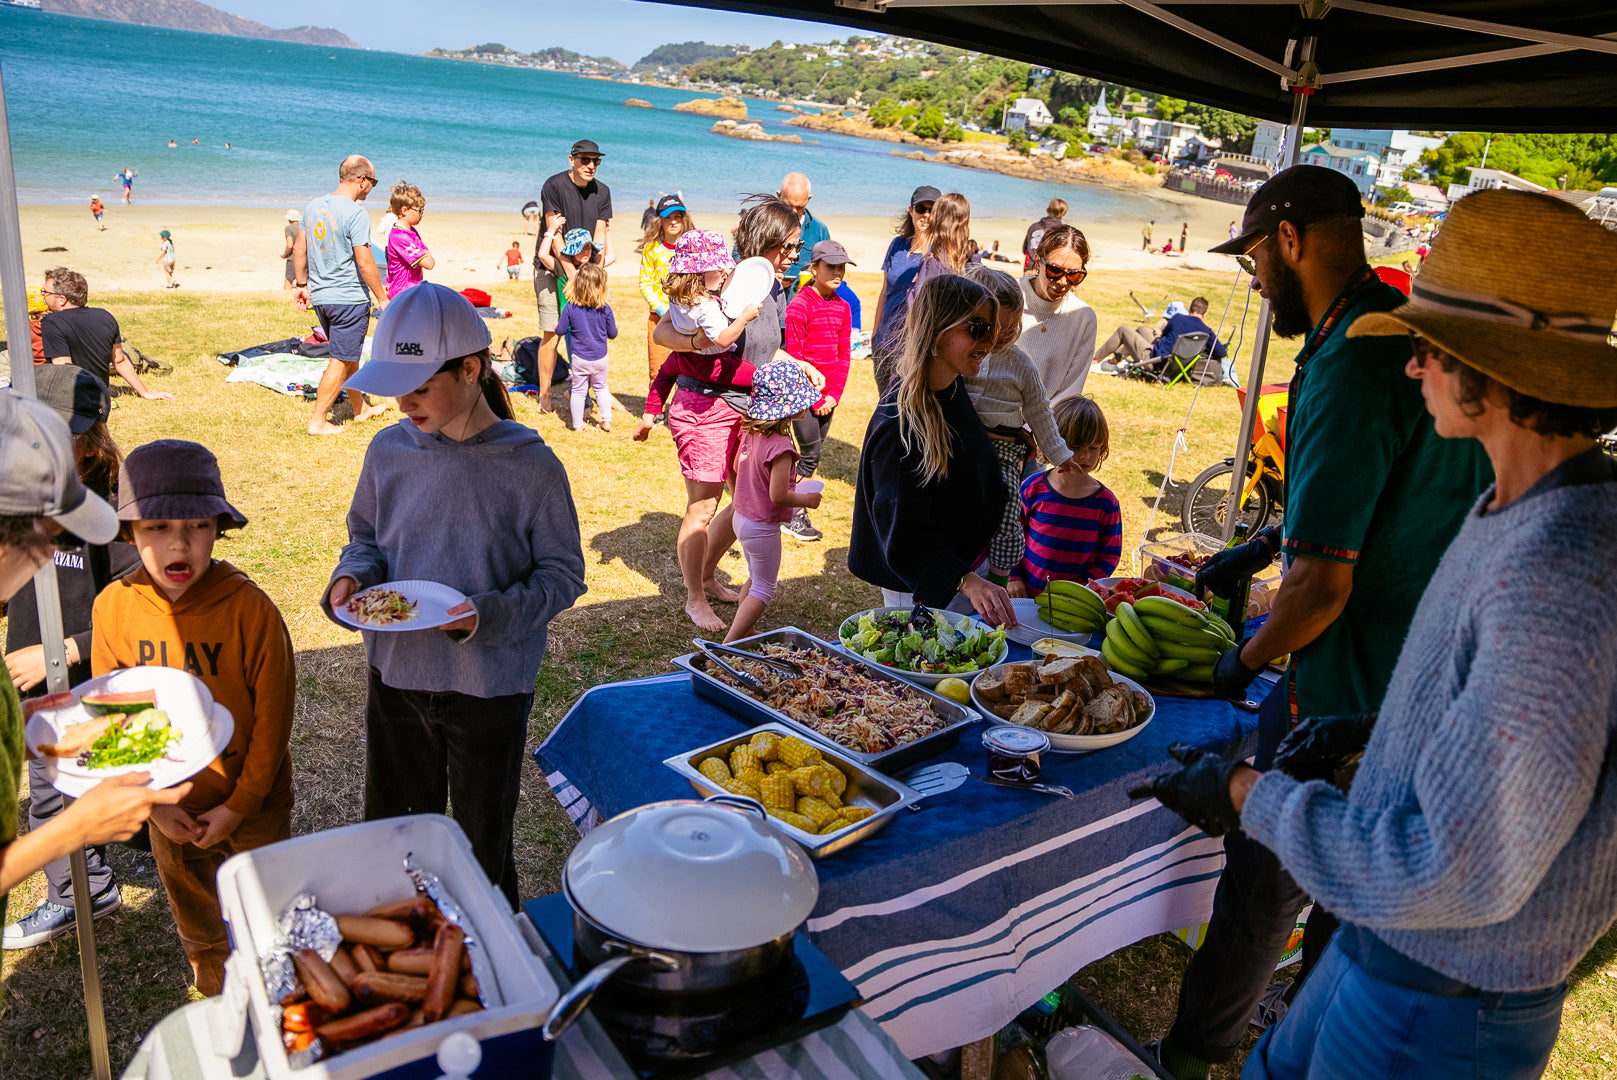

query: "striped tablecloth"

left=537, top=671, right=1260, bottom=1059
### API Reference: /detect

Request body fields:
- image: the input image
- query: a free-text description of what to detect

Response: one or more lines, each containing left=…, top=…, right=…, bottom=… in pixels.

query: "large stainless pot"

left=541, top=794, right=818, bottom=1041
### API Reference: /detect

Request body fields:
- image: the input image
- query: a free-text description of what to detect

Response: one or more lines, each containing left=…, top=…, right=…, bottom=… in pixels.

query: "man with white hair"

left=777, top=172, right=829, bottom=301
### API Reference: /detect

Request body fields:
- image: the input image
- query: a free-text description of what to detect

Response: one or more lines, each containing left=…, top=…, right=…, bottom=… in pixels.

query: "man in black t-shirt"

left=39, top=268, right=172, bottom=401
left=530, top=139, right=613, bottom=411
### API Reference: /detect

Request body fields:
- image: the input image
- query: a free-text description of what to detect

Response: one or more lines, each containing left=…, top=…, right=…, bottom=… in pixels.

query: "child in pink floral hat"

left=663, top=229, right=759, bottom=355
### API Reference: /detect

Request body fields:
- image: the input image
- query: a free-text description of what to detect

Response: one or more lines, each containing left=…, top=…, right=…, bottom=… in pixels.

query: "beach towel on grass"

left=216, top=336, right=329, bottom=366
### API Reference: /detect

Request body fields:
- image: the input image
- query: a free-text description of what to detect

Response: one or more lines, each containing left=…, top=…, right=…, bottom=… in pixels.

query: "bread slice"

left=1009, top=701, right=1052, bottom=730
left=37, top=715, right=115, bottom=759
left=1044, top=691, right=1081, bottom=734
left=1038, top=657, right=1082, bottom=685
left=975, top=669, right=1007, bottom=702
left=1001, top=664, right=1037, bottom=696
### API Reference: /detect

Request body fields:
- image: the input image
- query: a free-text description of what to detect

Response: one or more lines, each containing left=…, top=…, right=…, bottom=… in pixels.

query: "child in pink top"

left=384, top=182, right=434, bottom=298
left=725, top=361, right=823, bottom=643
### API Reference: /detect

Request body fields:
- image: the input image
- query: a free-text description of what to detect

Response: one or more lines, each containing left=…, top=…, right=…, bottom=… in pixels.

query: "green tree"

left=1401, top=164, right=1424, bottom=183
left=1008, top=128, right=1032, bottom=155
left=868, top=98, right=902, bottom=127
left=913, top=106, right=948, bottom=139
left=1058, top=105, right=1088, bottom=127
left=1155, top=96, right=1187, bottom=121
left=1182, top=107, right=1257, bottom=154
left=941, top=122, right=965, bottom=142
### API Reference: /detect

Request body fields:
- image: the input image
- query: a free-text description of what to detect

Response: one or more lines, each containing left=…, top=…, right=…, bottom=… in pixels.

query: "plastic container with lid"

left=983, top=725, right=1050, bottom=783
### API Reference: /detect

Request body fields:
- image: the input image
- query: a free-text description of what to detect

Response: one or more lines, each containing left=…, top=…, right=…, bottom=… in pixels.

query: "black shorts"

left=314, top=302, right=370, bottom=364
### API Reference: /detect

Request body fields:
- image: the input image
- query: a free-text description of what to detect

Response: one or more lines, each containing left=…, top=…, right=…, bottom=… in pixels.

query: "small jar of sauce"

left=984, top=725, right=1050, bottom=784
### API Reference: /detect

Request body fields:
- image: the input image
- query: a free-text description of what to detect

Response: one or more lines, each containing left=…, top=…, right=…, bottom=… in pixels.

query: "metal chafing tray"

left=662, top=723, right=919, bottom=857
left=669, top=627, right=979, bottom=771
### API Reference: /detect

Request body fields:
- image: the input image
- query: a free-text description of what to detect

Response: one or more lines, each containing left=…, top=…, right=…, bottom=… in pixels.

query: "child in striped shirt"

left=1012, top=395, right=1122, bottom=597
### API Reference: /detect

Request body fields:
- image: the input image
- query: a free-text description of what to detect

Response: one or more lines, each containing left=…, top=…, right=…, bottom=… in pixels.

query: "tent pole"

left=1220, top=82, right=1310, bottom=542
left=0, top=61, right=113, bottom=1080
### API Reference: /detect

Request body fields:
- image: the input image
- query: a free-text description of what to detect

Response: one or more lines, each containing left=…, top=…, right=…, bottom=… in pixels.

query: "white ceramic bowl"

left=969, top=661, right=1155, bottom=753
left=837, top=606, right=1009, bottom=687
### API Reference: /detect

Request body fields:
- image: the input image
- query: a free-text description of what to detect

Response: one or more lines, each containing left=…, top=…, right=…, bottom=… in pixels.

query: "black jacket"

left=6, top=542, right=140, bottom=695
left=849, top=379, right=1007, bottom=604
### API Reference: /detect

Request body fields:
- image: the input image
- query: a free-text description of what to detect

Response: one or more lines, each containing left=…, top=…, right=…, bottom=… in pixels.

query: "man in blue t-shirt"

left=1151, top=296, right=1227, bottom=364
left=292, top=154, right=390, bottom=436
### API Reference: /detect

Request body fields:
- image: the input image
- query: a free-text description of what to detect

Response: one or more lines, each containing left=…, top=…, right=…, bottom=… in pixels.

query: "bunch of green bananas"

left=1100, top=595, right=1237, bottom=683
left=1035, top=578, right=1108, bottom=635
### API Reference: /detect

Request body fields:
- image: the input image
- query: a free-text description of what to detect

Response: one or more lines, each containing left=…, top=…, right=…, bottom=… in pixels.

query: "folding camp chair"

left=1162, top=331, right=1211, bottom=387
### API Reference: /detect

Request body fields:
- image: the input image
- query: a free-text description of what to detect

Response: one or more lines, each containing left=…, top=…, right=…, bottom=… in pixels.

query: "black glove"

left=1273, top=712, right=1378, bottom=782
left=1127, top=742, right=1243, bottom=837
left=1211, top=644, right=1261, bottom=699
left=1195, top=526, right=1281, bottom=599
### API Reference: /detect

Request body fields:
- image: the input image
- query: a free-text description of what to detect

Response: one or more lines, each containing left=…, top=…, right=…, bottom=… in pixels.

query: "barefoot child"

left=385, top=182, right=435, bottom=298
left=91, top=439, right=295, bottom=995
left=781, top=240, right=854, bottom=543
left=554, top=263, right=617, bottom=432
left=89, top=196, right=105, bottom=231
left=497, top=240, right=522, bottom=280
left=1013, top=395, right=1122, bottom=596
left=156, top=229, right=176, bottom=288
left=725, top=361, right=822, bottom=642
left=322, top=284, right=585, bottom=906
left=961, top=264, right=1073, bottom=589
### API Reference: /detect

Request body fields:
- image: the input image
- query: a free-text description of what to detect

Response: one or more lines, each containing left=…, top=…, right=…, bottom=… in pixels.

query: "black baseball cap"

left=570, top=139, right=603, bottom=158
left=655, top=194, right=686, bottom=217
left=909, top=185, right=941, bottom=207
left=1209, top=164, right=1365, bottom=255
left=33, top=364, right=110, bottom=434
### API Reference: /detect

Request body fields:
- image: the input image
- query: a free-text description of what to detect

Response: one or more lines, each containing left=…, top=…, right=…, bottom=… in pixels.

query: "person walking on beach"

left=521, top=200, right=540, bottom=235
left=41, top=269, right=173, bottom=402
left=383, top=182, right=434, bottom=299
left=291, top=154, right=390, bottom=436
left=531, top=139, right=612, bottom=413
left=1142, top=219, right=1154, bottom=251
left=156, top=230, right=177, bottom=289
left=282, top=209, right=300, bottom=290
left=119, top=167, right=137, bottom=204
left=1022, top=197, right=1067, bottom=268
left=778, top=172, right=829, bottom=300
left=1180, top=221, right=1189, bottom=254
left=638, top=193, right=690, bottom=388
left=89, top=196, right=105, bottom=231
left=497, top=240, right=523, bottom=280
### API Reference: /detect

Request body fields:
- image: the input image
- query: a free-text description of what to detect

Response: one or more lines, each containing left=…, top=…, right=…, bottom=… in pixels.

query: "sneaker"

left=1250, top=981, right=1290, bottom=1032
left=2, top=885, right=122, bottom=950
left=781, top=507, right=822, bottom=542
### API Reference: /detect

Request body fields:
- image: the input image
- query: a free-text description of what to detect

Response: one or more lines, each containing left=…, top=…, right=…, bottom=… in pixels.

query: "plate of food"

left=333, top=580, right=469, bottom=632
left=838, top=606, right=1008, bottom=687
left=970, top=653, right=1154, bottom=752
left=27, top=667, right=235, bottom=793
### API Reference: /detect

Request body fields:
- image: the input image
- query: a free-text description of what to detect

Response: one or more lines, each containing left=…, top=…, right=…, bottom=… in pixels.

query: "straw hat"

left=1348, top=189, right=1617, bottom=407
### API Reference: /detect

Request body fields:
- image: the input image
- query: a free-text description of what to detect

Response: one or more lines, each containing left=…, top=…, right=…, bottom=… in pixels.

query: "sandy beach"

left=12, top=189, right=1244, bottom=295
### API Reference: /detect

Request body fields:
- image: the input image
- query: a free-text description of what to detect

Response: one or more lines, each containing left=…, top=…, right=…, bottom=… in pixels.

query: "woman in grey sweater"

left=1131, top=190, right=1617, bottom=1080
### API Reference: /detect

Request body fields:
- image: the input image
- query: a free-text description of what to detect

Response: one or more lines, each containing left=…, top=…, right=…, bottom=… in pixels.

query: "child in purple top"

left=725, top=361, right=822, bottom=643
left=384, top=182, right=434, bottom=298
left=554, top=264, right=617, bottom=432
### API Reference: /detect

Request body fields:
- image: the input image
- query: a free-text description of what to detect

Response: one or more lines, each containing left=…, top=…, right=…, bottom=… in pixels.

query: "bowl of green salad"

left=837, top=606, right=1009, bottom=687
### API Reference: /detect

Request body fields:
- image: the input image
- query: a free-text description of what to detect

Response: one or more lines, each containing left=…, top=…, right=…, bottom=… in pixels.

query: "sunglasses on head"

left=1041, top=262, right=1088, bottom=286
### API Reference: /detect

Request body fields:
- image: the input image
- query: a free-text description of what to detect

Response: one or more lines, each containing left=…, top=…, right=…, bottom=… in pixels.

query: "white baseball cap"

left=0, top=390, right=117, bottom=544
left=346, top=284, right=493, bottom=398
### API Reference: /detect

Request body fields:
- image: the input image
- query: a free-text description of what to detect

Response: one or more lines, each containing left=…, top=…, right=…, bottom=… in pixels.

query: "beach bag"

left=511, top=337, right=570, bottom=387
left=1189, top=354, right=1225, bottom=387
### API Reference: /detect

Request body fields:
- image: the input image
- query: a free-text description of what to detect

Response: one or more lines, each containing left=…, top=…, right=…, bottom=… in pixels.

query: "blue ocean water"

left=0, top=8, right=1159, bottom=223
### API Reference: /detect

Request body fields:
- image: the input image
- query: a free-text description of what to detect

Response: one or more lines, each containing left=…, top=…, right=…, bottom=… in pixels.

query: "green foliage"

left=1058, top=105, right=1088, bottom=127
left=635, top=41, right=736, bottom=71
left=869, top=98, right=903, bottom=127
left=1043, top=123, right=1080, bottom=146
left=1302, top=128, right=1330, bottom=145
left=1182, top=107, right=1257, bottom=154
left=1421, top=132, right=1617, bottom=191
left=1376, top=185, right=1412, bottom=206
left=941, top=123, right=965, bottom=142
left=1401, top=164, right=1424, bottom=182
left=1154, top=97, right=1187, bottom=122
left=1125, top=91, right=1143, bottom=103
left=1007, top=129, right=1032, bottom=155
left=471, top=43, right=508, bottom=54
left=1140, top=163, right=1157, bottom=176
left=913, top=106, right=948, bottom=139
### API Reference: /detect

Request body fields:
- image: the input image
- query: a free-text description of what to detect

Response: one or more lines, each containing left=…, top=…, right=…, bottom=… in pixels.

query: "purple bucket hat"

left=668, top=229, right=735, bottom=275
left=747, top=360, right=819, bottom=422
left=117, top=439, right=248, bottom=529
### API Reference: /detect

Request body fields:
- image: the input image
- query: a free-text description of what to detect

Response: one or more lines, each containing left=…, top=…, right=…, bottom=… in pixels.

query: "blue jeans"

left=1243, top=934, right=1567, bottom=1080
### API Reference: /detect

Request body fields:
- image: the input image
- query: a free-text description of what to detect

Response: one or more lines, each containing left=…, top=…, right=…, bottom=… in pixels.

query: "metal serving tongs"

left=692, top=639, right=804, bottom=695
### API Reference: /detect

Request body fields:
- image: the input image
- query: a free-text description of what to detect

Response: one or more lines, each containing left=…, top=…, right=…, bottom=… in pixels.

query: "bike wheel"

left=1180, top=461, right=1275, bottom=535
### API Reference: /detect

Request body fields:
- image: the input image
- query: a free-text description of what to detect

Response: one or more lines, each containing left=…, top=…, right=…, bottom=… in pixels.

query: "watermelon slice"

left=80, top=690, right=158, bottom=716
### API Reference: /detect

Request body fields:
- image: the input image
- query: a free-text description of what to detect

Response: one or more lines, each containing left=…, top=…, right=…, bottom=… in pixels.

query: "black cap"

left=810, top=239, right=855, bottom=266
left=1209, top=164, right=1365, bottom=255
left=909, top=185, right=941, bottom=207
left=655, top=193, right=687, bottom=217
left=570, top=139, right=603, bottom=158
left=33, top=364, right=109, bottom=434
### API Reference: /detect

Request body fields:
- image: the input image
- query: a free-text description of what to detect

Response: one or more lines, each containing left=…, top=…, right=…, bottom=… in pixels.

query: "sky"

left=218, top=0, right=848, bottom=63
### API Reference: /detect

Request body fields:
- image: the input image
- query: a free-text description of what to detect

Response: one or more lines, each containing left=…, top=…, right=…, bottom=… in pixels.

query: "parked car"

left=1388, top=201, right=1417, bottom=214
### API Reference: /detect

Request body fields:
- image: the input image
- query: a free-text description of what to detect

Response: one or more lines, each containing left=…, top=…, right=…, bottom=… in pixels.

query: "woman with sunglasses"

left=1020, top=225, right=1099, bottom=401
left=850, top=274, right=1018, bottom=630
left=646, top=195, right=819, bottom=633
left=870, top=185, right=941, bottom=397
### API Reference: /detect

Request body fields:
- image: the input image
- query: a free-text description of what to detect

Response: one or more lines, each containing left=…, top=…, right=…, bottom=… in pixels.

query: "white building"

left=1445, top=167, right=1546, bottom=202
left=1329, top=129, right=1445, bottom=188
left=1403, top=181, right=1449, bottom=213
left=1128, top=117, right=1204, bottom=160
left=1086, top=92, right=1125, bottom=142
left=1250, top=122, right=1286, bottom=166
left=1006, top=96, right=1054, bottom=133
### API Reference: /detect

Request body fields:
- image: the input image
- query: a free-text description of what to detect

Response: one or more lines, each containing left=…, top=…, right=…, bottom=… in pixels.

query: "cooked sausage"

left=351, top=943, right=384, bottom=974
left=292, top=949, right=351, bottom=1013
left=328, top=945, right=360, bottom=989
left=386, top=946, right=435, bottom=976
left=364, top=896, right=429, bottom=922
left=458, top=971, right=479, bottom=999
left=353, top=970, right=429, bottom=1005
left=448, top=997, right=483, bottom=1017
left=422, top=923, right=465, bottom=1023
left=315, top=1002, right=410, bottom=1046
left=336, top=915, right=416, bottom=949
left=281, top=1001, right=331, bottom=1033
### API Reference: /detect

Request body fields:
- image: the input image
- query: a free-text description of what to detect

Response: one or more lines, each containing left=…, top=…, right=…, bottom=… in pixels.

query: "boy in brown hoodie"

left=91, top=440, right=294, bottom=995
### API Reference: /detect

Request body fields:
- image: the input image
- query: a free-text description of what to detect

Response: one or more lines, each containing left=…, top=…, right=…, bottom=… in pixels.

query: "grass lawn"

left=1, top=262, right=1610, bottom=1078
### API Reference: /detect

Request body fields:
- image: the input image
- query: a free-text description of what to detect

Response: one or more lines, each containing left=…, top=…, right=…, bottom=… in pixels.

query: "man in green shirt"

left=0, top=391, right=191, bottom=926
left=1148, top=167, right=1491, bottom=1079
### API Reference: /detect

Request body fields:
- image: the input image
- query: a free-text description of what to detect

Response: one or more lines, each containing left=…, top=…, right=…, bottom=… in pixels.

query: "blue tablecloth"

left=536, top=670, right=1261, bottom=1059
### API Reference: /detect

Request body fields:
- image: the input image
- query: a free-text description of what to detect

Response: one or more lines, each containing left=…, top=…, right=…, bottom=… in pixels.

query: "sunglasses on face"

left=1235, top=232, right=1277, bottom=277
left=575, top=156, right=601, bottom=167
left=780, top=241, right=805, bottom=257
left=1042, top=262, right=1088, bottom=286
left=950, top=316, right=992, bottom=342
left=912, top=202, right=935, bottom=215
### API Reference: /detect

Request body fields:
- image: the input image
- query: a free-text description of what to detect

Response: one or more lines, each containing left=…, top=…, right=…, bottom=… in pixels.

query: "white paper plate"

left=970, top=663, right=1154, bottom=753
left=333, top=580, right=470, bottom=632
left=795, top=479, right=824, bottom=495
left=28, top=667, right=236, bottom=796
left=719, top=257, right=776, bottom=317
left=1007, top=598, right=1095, bottom=646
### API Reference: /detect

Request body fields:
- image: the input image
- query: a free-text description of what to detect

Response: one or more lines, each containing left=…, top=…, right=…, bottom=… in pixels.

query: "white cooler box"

left=217, top=815, right=558, bottom=1080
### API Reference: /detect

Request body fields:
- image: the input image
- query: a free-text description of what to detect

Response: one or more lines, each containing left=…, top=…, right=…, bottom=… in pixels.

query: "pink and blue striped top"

left=1015, top=471, right=1122, bottom=593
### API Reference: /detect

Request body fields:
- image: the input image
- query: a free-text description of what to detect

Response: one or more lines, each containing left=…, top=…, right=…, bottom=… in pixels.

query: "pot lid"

left=564, top=798, right=818, bottom=952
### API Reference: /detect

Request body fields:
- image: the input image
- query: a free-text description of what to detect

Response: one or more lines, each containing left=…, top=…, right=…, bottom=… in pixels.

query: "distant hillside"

left=634, top=41, right=737, bottom=72
left=42, top=0, right=361, bottom=48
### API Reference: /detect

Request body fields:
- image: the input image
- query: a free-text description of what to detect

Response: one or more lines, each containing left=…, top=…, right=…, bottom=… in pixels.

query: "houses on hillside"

left=1082, top=92, right=1209, bottom=159
left=1445, top=166, right=1546, bottom=201
left=1006, top=96, right=1054, bottom=132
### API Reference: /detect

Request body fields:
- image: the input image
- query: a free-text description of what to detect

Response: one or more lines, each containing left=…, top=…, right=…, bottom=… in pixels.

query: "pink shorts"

left=667, top=389, right=744, bottom=483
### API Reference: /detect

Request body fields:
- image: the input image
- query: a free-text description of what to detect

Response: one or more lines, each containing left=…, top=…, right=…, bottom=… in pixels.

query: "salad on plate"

left=840, top=608, right=1007, bottom=675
